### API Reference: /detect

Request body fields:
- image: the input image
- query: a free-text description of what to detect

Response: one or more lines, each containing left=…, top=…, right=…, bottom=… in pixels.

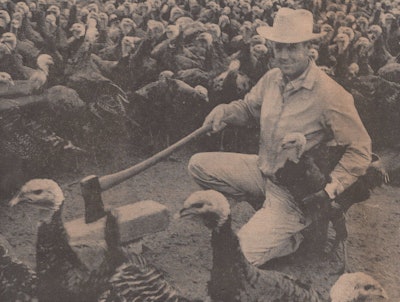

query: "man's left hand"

left=301, top=190, right=331, bottom=214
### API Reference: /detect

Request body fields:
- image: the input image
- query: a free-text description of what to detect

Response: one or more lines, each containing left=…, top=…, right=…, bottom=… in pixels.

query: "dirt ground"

left=0, top=144, right=399, bottom=301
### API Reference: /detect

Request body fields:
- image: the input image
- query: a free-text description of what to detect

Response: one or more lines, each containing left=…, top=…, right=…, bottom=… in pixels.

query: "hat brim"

left=256, top=26, right=325, bottom=43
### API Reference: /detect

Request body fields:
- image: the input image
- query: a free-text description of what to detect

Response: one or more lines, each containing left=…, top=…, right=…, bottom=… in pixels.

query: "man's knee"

left=188, top=153, right=202, bottom=175
left=237, top=228, right=269, bottom=267
left=188, top=153, right=207, bottom=180
left=238, top=226, right=305, bottom=267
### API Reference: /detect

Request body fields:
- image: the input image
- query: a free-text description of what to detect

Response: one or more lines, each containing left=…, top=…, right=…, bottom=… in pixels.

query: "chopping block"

left=64, top=200, right=169, bottom=270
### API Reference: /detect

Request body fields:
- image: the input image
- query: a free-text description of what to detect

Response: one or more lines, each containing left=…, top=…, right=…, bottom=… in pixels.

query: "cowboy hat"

left=256, top=8, right=324, bottom=43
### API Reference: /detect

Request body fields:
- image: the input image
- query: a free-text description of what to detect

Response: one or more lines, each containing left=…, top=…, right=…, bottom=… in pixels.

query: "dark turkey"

left=0, top=234, right=38, bottom=302
left=179, top=190, right=388, bottom=302
left=274, top=139, right=388, bottom=210
left=179, top=190, right=321, bottom=302
left=9, top=179, right=125, bottom=302
left=133, top=76, right=209, bottom=148
left=64, top=41, right=134, bottom=125
left=272, top=133, right=388, bottom=267
left=343, top=75, right=400, bottom=148
left=0, top=86, right=86, bottom=194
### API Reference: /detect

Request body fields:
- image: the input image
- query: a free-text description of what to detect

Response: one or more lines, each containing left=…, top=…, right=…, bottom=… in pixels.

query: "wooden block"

left=111, top=200, right=170, bottom=243
left=65, top=216, right=107, bottom=243
left=64, top=200, right=169, bottom=245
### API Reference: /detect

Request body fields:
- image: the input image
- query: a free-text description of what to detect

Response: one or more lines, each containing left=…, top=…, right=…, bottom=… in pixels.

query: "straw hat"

left=256, top=8, right=324, bottom=43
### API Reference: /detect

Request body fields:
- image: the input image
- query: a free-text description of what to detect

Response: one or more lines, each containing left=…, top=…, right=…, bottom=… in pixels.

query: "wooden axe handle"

left=99, top=124, right=212, bottom=191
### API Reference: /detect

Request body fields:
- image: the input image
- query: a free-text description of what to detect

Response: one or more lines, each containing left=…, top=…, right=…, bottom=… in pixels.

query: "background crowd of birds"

left=0, top=0, right=400, bottom=194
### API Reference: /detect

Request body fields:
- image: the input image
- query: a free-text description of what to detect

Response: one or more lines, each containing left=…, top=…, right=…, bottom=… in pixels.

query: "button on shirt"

left=220, top=62, right=372, bottom=198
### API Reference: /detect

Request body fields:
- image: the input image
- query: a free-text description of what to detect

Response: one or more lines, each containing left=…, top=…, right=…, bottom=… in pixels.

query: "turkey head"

left=9, top=179, right=64, bottom=221
left=1, top=32, right=17, bottom=51
left=334, top=33, right=350, bottom=54
left=330, top=272, right=388, bottom=302
left=37, top=54, right=54, bottom=75
left=263, top=132, right=307, bottom=177
left=179, top=190, right=230, bottom=229
left=0, top=71, right=13, bottom=85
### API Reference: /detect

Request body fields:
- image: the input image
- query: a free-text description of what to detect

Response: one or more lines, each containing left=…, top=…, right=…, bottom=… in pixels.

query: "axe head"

left=80, top=175, right=106, bottom=223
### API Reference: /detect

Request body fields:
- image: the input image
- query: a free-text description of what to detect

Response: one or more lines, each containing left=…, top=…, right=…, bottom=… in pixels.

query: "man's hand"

left=203, top=104, right=228, bottom=134
left=301, top=189, right=331, bottom=214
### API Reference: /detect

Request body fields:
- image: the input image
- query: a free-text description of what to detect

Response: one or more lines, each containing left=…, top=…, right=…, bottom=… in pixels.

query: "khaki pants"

left=188, top=152, right=311, bottom=266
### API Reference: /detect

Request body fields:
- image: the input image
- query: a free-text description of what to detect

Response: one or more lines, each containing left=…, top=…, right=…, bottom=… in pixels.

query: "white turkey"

left=28, top=54, right=54, bottom=91
left=9, top=179, right=123, bottom=302
left=179, top=190, right=388, bottom=302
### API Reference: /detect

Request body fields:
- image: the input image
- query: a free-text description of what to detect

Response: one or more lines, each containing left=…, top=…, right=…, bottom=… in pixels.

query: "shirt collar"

left=277, top=60, right=317, bottom=91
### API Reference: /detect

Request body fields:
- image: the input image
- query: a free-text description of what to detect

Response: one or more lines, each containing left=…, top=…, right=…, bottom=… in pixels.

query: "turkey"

left=8, top=179, right=123, bottom=302
left=0, top=32, right=35, bottom=80
left=343, top=75, right=400, bottom=148
left=0, top=85, right=86, bottom=187
left=366, top=25, right=395, bottom=73
left=272, top=133, right=388, bottom=270
left=179, top=190, right=321, bottom=302
left=64, top=37, right=135, bottom=128
left=377, top=62, right=400, bottom=84
left=273, top=133, right=389, bottom=208
left=28, top=54, right=54, bottom=91
left=133, top=72, right=209, bottom=148
left=0, top=71, right=14, bottom=86
left=330, top=272, right=388, bottom=302
left=212, top=59, right=251, bottom=103
left=179, top=190, right=388, bottom=302
left=0, top=234, right=38, bottom=302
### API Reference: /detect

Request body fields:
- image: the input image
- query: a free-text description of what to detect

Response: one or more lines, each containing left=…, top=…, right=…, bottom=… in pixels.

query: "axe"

left=80, top=124, right=212, bottom=223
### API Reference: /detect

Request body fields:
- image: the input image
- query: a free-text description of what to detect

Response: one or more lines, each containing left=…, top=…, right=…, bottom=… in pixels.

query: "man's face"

left=272, top=42, right=309, bottom=80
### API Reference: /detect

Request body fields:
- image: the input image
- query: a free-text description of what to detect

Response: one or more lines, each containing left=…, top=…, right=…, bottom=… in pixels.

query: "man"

left=188, top=8, right=372, bottom=267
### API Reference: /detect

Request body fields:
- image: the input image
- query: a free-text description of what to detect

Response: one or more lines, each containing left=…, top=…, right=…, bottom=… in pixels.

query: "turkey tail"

left=336, top=153, right=389, bottom=211
left=282, top=274, right=321, bottom=302
left=24, top=120, right=86, bottom=154
left=102, top=213, right=192, bottom=302
left=102, top=261, right=189, bottom=302
left=108, top=82, right=129, bottom=104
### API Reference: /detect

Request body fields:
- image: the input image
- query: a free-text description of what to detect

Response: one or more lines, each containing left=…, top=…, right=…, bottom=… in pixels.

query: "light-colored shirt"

left=220, top=62, right=372, bottom=198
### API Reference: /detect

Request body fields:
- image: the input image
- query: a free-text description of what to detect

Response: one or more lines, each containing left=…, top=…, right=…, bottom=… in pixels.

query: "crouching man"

left=188, top=8, right=371, bottom=267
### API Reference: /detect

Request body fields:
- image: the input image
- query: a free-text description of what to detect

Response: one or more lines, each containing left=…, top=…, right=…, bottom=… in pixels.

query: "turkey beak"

left=9, top=193, right=24, bottom=207
left=376, top=287, right=389, bottom=300
left=175, top=207, right=198, bottom=219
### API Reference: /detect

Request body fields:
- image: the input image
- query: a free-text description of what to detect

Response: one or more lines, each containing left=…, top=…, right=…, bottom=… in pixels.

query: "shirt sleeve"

left=220, top=73, right=267, bottom=126
left=322, top=90, right=372, bottom=198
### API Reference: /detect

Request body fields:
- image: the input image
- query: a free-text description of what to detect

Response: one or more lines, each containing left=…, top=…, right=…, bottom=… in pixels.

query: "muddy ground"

left=0, top=141, right=399, bottom=301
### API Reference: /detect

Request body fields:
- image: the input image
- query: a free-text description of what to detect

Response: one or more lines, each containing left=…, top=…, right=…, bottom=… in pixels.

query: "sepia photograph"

left=0, top=0, right=399, bottom=301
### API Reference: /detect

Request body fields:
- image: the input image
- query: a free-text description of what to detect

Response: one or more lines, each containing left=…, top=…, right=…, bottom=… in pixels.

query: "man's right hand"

left=203, top=104, right=228, bottom=134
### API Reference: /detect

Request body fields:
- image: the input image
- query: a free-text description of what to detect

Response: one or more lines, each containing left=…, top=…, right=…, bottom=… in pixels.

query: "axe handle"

left=99, top=124, right=212, bottom=191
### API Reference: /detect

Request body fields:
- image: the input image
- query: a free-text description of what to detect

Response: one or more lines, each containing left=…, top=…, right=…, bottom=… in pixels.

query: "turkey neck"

left=209, top=216, right=257, bottom=300
left=38, top=64, right=49, bottom=76
left=211, top=216, right=249, bottom=270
